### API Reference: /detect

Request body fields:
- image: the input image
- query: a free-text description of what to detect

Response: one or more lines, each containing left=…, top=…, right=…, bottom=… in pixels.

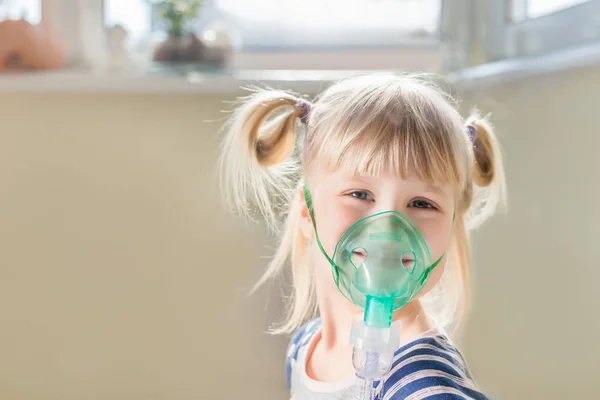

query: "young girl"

left=219, top=73, right=506, bottom=399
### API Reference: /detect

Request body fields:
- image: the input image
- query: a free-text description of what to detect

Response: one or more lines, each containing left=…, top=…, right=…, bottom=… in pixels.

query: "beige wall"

left=458, top=67, right=600, bottom=399
left=0, top=94, right=288, bottom=400
left=1, top=66, right=599, bottom=400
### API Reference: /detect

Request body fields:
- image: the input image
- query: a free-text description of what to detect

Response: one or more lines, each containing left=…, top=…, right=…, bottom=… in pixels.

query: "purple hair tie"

left=297, top=100, right=311, bottom=124
left=466, top=124, right=477, bottom=144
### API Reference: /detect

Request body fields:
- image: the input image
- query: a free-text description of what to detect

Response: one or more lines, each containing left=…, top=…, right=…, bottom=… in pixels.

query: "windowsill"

left=5, top=41, right=596, bottom=95
left=0, top=38, right=443, bottom=95
left=0, top=67, right=397, bottom=95
left=448, top=41, right=600, bottom=92
left=240, top=37, right=440, bottom=52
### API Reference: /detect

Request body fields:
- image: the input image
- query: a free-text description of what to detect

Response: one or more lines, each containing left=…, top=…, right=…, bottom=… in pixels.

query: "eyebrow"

left=423, top=183, right=448, bottom=196
left=347, top=176, right=372, bottom=184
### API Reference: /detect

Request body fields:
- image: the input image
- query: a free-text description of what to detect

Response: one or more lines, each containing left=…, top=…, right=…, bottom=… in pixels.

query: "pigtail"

left=431, top=111, right=507, bottom=337
left=464, top=110, right=508, bottom=230
left=219, top=89, right=318, bottom=334
left=218, top=89, right=310, bottom=231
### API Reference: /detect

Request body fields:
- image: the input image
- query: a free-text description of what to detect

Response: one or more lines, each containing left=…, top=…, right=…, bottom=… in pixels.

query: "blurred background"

left=0, top=0, right=599, bottom=399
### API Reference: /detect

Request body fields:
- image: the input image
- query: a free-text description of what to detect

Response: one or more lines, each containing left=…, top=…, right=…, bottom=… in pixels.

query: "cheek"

left=308, top=204, right=353, bottom=296
left=410, top=215, right=453, bottom=298
left=309, top=197, right=367, bottom=293
left=311, top=198, right=359, bottom=256
left=412, top=214, right=454, bottom=262
left=415, top=257, right=446, bottom=299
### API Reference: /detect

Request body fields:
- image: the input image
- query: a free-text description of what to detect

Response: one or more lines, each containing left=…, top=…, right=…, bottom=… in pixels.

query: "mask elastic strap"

left=302, top=183, right=340, bottom=283
left=420, top=212, right=455, bottom=283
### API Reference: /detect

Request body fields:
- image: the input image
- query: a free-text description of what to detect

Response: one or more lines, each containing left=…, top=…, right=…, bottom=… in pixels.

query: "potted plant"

left=150, top=0, right=206, bottom=63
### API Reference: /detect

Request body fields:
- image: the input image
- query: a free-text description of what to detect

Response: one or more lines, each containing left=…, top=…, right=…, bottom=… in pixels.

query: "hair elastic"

left=297, top=100, right=311, bottom=124
left=466, top=124, right=477, bottom=144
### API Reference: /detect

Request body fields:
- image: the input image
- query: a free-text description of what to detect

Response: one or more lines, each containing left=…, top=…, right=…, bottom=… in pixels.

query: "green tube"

left=364, top=295, right=394, bottom=328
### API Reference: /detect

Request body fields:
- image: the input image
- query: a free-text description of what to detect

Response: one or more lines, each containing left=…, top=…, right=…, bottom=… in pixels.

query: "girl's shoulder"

left=285, top=318, right=322, bottom=389
left=379, top=335, right=490, bottom=400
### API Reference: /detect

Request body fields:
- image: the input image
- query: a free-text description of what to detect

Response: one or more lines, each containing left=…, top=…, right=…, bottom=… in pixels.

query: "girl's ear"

left=298, top=186, right=315, bottom=241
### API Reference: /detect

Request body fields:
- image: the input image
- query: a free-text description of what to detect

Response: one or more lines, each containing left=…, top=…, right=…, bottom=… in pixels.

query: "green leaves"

left=152, top=0, right=203, bottom=37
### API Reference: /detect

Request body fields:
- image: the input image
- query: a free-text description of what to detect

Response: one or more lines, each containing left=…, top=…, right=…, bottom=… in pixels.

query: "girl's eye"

left=348, top=191, right=373, bottom=201
left=409, top=199, right=436, bottom=209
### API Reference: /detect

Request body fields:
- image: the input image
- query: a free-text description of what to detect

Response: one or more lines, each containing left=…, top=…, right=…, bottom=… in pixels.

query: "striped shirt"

left=286, top=318, right=489, bottom=400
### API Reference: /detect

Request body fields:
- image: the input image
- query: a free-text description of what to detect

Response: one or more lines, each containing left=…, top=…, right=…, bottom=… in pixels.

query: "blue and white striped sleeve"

left=380, top=336, right=490, bottom=400
left=285, top=318, right=321, bottom=389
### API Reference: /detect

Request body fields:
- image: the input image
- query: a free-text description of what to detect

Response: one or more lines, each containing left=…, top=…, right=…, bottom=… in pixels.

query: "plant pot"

left=152, top=33, right=207, bottom=63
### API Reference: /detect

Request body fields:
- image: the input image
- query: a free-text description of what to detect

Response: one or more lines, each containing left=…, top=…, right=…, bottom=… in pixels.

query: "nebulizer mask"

left=303, top=184, right=449, bottom=400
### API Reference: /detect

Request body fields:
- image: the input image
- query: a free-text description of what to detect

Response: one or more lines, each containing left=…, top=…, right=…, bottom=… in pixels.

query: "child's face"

left=300, top=166, right=456, bottom=306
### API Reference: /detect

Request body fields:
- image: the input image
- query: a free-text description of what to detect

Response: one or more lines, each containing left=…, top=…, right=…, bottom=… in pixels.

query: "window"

left=104, top=0, right=442, bottom=50
left=442, top=0, right=600, bottom=74
left=4, top=0, right=600, bottom=74
left=515, top=0, right=592, bottom=20
left=105, top=0, right=152, bottom=51
left=215, top=0, right=442, bottom=49
left=503, top=0, right=600, bottom=59
left=103, top=0, right=443, bottom=69
left=1, top=0, right=443, bottom=70
left=448, top=0, right=600, bottom=68
left=0, top=0, right=41, bottom=23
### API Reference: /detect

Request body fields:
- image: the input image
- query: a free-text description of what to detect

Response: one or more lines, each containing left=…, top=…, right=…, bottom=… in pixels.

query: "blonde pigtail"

left=218, top=89, right=311, bottom=232
left=465, top=111, right=508, bottom=230
left=219, top=89, right=317, bottom=334
left=428, top=111, right=508, bottom=337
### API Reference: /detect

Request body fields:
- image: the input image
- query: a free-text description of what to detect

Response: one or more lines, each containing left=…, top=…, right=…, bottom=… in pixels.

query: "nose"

left=374, top=197, right=407, bottom=217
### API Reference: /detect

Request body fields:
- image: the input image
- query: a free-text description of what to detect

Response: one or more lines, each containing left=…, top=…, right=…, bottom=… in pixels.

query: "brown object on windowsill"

left=153, top=33, right=207, bottom=63
left=0, top=19, right=68, bottom=71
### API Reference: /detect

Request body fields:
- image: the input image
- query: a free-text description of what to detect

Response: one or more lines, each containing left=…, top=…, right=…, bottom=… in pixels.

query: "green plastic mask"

left=303, top=184, right=448, bottom=329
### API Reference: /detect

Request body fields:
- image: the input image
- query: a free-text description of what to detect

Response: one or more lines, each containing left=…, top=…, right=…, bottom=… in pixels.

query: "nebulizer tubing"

left=349, top=296, right=400, bottom=400
left=302, top=183, right=447, bottom=400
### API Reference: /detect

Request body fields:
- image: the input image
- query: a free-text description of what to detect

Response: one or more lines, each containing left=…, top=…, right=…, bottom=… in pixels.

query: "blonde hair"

left=219, top=73, right=507, bottom=337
